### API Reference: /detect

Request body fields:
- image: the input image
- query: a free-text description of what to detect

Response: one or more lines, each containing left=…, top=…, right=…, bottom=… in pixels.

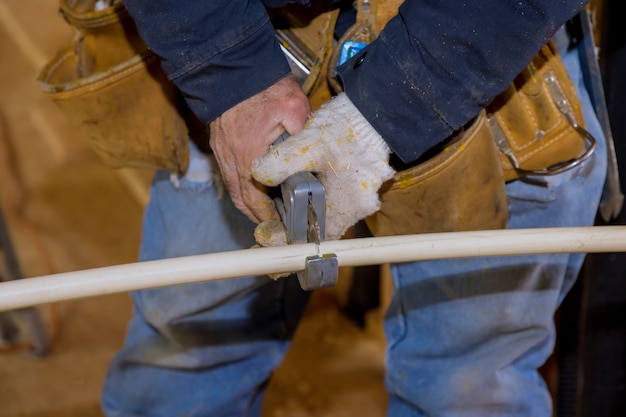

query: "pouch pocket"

left=366, top=111, right=509, bottom=236
left=487, top=42, right=596, bottom=182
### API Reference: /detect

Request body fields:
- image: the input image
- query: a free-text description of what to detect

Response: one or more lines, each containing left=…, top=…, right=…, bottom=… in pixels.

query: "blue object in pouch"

left=338, top=41, right=367, bottom=66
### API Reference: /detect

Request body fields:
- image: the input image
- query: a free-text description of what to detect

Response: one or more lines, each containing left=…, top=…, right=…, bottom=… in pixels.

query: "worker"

left=101, top=1, right=608, bottom=416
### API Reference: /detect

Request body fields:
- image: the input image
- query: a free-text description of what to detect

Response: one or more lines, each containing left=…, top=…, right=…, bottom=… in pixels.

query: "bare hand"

left=209, top=75, right=310, bottom=223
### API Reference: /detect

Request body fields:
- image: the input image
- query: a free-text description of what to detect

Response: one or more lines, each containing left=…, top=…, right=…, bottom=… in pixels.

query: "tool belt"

left=37, top=0, right=189, bottom=173
left=36, top=1, right=597, bottom=238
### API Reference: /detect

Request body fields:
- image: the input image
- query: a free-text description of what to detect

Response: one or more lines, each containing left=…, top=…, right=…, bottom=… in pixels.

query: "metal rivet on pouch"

left=354, top=53, right=366, bottom=68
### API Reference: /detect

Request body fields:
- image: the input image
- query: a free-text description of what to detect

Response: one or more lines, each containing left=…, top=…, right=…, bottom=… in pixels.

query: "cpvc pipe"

left=0, top=226, right=625, bottom=312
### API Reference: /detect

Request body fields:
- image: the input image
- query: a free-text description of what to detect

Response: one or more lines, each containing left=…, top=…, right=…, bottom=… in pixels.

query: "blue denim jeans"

left=102, top=43, right=607, bottom=416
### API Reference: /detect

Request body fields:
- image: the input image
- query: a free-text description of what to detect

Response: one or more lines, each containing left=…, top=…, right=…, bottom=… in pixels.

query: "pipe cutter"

left=272, top=133, right=338, bottom=290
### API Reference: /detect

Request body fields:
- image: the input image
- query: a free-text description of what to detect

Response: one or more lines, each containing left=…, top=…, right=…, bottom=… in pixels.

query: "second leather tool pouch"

left=37, top=0, right=189, bottom=173
left=487, top=41, right=596, bottom=182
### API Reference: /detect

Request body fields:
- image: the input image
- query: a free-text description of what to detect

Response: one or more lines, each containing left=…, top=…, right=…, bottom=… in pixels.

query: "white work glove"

left=252, top=93, right=396, bottom=244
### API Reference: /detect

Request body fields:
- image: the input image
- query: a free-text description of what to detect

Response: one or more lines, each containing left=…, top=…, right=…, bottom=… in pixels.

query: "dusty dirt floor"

left=0, top=1, right=389, bottom=416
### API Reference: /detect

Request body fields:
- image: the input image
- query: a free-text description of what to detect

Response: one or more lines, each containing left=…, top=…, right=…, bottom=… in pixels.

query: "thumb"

left=254, top=220, right=289, bottom=247
left=254, top=220, right=293, bottom=280
left=252, top=132, right=325, bottom=186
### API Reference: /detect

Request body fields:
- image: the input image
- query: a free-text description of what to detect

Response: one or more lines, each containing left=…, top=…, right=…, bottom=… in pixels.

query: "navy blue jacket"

left=123, top=0, right=588, bottom=163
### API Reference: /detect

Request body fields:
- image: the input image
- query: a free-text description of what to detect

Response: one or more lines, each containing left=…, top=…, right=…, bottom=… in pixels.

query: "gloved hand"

left=254, top=220, right=291, bottom=279
left=252, top=93, right=396, bottom=243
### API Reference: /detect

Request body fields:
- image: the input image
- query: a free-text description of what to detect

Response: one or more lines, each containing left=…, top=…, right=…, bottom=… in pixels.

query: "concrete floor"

left=0, top=1, right=387, bottom=416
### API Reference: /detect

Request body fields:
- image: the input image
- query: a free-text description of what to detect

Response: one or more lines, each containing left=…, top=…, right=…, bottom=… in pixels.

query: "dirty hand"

left=253, top=93, right=396, bottom=242
left=209, top=75, right=311, bottom=223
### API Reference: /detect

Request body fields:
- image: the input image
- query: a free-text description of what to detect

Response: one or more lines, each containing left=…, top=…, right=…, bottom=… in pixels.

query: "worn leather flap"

left=366, top=111, right=509, bottom=236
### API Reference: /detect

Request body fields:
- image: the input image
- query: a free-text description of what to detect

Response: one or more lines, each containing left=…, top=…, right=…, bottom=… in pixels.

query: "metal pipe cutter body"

left=273, top=135, right=339, bottom=290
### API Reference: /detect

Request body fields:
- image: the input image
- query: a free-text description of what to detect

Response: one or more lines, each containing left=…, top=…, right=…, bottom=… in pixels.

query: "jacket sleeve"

left=123, top=0, right=292, bottom=125
left=338, top=0, right=589, bottom=163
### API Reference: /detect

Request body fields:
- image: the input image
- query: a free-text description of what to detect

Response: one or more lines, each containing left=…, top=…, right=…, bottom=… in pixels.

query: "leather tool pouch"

left=365, top=41, right=596, bottom=237
left=366, top=111, right=509, bottom=236
left=37, top=0, right=189, bottom=172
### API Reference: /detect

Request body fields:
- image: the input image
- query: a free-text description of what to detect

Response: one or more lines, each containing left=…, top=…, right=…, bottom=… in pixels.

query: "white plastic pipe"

left=1, top=226, right=625, bottom=312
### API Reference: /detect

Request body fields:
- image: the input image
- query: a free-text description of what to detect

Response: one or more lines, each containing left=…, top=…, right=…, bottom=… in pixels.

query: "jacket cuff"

left=172, top=18, right=291, bottom=124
